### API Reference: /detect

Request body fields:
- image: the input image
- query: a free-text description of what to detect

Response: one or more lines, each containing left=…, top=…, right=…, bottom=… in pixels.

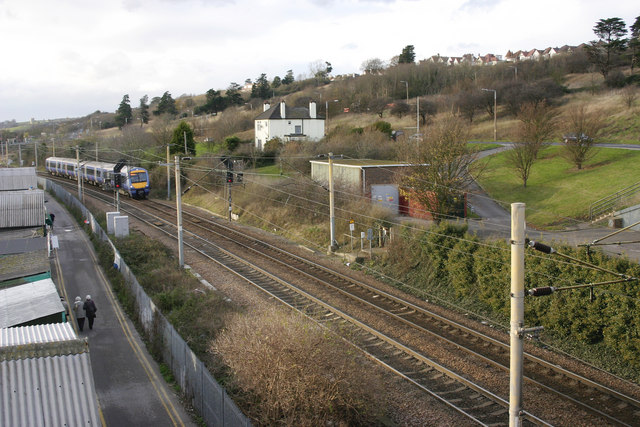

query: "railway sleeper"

left=438, top=386, right=467, bottom=395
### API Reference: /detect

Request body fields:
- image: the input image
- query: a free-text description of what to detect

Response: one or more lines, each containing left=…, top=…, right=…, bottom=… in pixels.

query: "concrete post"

left=510, top=202, right=525, bottom=426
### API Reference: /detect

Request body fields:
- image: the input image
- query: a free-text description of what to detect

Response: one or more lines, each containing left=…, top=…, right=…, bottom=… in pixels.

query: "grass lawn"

left=477, top=146, right=640, bottom=228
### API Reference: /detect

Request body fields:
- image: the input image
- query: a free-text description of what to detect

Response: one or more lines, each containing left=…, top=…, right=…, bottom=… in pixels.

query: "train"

left=45, top=157, right=150, bottom=199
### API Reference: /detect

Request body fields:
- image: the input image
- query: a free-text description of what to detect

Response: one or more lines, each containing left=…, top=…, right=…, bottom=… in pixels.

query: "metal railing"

left=589, top=181, right=640, bottom=222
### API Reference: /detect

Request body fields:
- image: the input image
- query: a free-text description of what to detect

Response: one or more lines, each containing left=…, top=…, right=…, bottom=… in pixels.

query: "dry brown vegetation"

left=211, top=307, right=386, bottom=426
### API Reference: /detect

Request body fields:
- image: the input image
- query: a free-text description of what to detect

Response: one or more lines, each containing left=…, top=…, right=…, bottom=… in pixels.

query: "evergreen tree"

left=282, top=69, right=295, bottom=85
left=398, top=45, right=416, bottom=64
left=170, top=121, right=195, bottom=155
left=225, top=82, right=244, bottom=106
left=630, top=16, right=640, bottom=73
left=115, top=94, right=133, bottom=128
left=251, top=74, right=271, bottom=99
left=154, top=91, right=178, bottom=116
left=139, top=95, right=150, bottom=126
left=585, top=17, right=628, bottom=77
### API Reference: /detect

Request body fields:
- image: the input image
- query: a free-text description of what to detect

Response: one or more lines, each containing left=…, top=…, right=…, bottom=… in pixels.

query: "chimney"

left=263, top=102, right=270, bottom=112
left=280, top=101, right=286, bottom=118
left=309, top=101, right=316, bottom=119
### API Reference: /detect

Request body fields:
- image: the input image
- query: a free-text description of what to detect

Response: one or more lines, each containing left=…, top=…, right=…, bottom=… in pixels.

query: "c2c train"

left=45, top=157, right=150, bottom=199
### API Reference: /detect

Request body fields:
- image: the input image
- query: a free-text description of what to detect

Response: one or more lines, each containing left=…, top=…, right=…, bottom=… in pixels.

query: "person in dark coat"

left=83, top=295, right=97, bottom=330
left=74, top=296, right=86, bottom=331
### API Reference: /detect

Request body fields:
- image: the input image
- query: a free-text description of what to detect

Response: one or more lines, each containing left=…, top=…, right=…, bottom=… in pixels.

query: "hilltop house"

left=254, top=101, right=325, bottom=150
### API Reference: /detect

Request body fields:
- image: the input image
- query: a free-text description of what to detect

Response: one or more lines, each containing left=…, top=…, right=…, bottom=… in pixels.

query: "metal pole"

left=416, top=96, right=420, bottom=137
left=493, top=90, right=497, bottom=142
left=18, top=143, right=22, bottom=166
left=175, top=156, right=184, bottom=268
left=228, top=176, right=232, bottom=222
left=510, top=202, right=525, bottom=426
left=34, top=140, right=38, bottom=168
left=328, top=152, right=336, bottom=252
left=95, top=142, right=98, bottom=162
left=325, top=101, right=329, bottom=135
left=183, top=131, right=187, bottom=154
left=76, top=146, right=81, bottom=200
left=166, top=145, right=171, bottom=200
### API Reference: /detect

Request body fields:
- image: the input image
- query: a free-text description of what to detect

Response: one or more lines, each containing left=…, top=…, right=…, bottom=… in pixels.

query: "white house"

left=254, top=101, right=325, bottom=150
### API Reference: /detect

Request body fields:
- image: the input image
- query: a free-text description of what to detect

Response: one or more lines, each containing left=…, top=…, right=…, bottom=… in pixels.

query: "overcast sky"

left=1, top=0, right=637, bottom=123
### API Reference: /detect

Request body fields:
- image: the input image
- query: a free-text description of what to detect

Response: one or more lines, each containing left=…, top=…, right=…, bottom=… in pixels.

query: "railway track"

left=45, top=176, right=640, bottom=426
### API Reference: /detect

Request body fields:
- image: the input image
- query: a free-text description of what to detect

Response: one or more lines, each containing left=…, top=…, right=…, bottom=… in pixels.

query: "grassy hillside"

left=477, top=146, right=640, bottom=227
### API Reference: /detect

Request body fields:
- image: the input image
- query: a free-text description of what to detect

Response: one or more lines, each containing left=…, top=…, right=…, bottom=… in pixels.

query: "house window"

left=295, top=125, right=302, bottom=134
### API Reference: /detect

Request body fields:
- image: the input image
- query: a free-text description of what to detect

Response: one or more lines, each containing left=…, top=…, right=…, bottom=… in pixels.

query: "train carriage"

left=45, top=157, right=150, bottom=199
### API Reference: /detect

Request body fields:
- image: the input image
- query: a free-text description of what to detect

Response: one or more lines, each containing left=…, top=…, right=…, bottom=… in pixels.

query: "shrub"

left=211, top=308, right=385, bottom=425
left=605, top=70, right=626, bottom=88
left=372, top=120, right=392, bottom=136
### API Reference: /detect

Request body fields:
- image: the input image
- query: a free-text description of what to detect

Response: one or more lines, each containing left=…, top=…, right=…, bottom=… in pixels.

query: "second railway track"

left=46, top=176, right=640, bottom=426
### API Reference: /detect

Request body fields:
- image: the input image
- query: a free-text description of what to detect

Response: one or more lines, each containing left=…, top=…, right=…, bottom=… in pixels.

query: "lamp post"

left=325, top=99, right=339, bottom=135
left=509, top=65, right=518, bottom=81
left=482, top=88, right=497, bottom=142
left=400, top=80, right=409, bottom=104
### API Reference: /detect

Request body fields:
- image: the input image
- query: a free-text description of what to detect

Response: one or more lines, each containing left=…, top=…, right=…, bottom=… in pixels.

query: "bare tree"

left=561, top=104, right=607, bottom=169
left=622, top=86, right=639, bottom=109
left=402, top=113, right=480, bottom=222
left=507, top=102, right=558, bottom=187
left=151, top=114, right=175, bottom=152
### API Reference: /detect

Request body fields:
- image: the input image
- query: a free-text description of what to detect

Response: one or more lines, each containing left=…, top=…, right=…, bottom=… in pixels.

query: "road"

left=47, top=195, right=196, bottom=427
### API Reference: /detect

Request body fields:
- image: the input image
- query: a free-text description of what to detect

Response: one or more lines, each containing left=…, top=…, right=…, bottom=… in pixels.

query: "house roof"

left=0, top=279, right=64, bottom=328
left=255, top=103, right=322, bottom=120
left=0, top=189, right=46, bottom=228
left=0, top=167, right=38, bottom=191
left=0, top=323, right=101, bottom=427
left=310, top=159, right=411, bottom=168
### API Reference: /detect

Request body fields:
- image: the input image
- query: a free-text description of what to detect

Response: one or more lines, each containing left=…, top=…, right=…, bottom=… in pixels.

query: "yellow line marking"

left=99, top=406, right=107, bottom=427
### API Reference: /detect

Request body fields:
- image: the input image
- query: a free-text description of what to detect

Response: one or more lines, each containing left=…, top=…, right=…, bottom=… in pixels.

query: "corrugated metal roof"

left=0, top=167, right=38, bottom=191
left=0, top=279, right=64, bottom=328
left=1, top=353, right=100, bottom=427
left=0, top=323, right=76, bottom=347
left=0, top=189, right=45, bottom=228
left=0, top=323, right=101, bottom=427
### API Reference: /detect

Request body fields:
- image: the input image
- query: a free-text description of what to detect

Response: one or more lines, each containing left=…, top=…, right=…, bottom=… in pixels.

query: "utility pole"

left=34, top=140, right=38, bottom=168
left=95, top=142, right=98, bottom=162
left=18, top=143, right=22, bottom=166
left=510, top=203, right=525, bottom=426
left=76, top=146, right=81, bottom=200
left=227, top=159, right=233, bottom=222
left=328, top=152, right=337, bottom=252
left=416, top=96, right=420, bottom=137
left=183, top=131, right=187, bottom=154
left=166, top=145, right=171, bottom=200
left=175, top=155, right=185, bottom=268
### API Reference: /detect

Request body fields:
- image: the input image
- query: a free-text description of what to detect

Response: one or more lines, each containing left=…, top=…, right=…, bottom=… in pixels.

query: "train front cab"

left=128, top=168, right=150, bottom=199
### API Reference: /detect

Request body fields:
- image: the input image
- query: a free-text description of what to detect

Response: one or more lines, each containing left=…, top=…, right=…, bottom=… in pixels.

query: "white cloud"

left=0, top=0, right=638, bottom=121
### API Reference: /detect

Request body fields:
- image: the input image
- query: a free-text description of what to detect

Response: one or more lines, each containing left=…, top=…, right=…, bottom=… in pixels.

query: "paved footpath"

left=46, top=195, right=196, bottom=427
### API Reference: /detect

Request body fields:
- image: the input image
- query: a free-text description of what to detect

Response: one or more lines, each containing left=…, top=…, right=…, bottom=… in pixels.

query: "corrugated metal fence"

left=41, top=178, right=251, bottom=427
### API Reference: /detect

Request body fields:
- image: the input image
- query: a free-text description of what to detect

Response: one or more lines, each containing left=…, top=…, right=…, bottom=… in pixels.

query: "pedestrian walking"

left=74, top=296, right=85, bottom=331
left=83, top=295, right=97, bottom=330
